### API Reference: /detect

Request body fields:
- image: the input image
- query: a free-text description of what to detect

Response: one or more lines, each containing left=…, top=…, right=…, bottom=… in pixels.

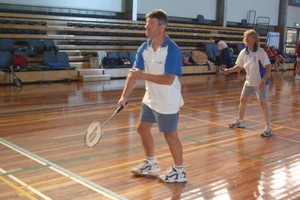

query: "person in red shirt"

left=269, top=46, right=287, bottom=71
left=264, top=45, right=278, bottom=71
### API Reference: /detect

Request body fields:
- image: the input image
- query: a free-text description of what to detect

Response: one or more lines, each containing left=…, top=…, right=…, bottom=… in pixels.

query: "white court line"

left=0, top=168, right=52, bottom=200
left=0, top=137, right=128, bottom=200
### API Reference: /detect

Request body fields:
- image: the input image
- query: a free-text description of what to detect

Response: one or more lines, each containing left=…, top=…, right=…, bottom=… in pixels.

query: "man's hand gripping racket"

left=84, top=102, right=127, bottom=148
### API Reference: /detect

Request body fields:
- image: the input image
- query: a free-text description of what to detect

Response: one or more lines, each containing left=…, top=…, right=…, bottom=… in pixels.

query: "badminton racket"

left=84, top=103, right=127, bottom=148
left=9, top=66, right=22, bottom=87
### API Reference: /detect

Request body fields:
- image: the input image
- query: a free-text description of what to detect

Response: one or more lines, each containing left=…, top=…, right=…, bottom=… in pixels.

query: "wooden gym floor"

left=0, top=70, right=299, bottom=200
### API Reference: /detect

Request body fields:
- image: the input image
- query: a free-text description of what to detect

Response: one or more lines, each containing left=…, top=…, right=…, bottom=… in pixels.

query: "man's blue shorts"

left=140, top=103, right=179, bottom=133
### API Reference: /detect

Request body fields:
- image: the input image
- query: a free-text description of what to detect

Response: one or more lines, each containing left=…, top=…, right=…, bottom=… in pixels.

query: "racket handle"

left=116, top=101, right=128, bottom=113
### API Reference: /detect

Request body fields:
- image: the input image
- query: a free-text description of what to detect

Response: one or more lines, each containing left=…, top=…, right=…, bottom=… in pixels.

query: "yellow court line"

left=0, top=139, right=127, bottom=200
left=182, top=105, right=300, bottom=133
left=3, top=105, right=298, bottom=192
left=0, top=175, right=38, bottom=200
left=80, top=128, right=277, bottom=175
left=0, top=168, right=51, bottom=200
left=19, top=130, right=258, bottom=188
left=19, top=176, right=67, bottom=189
left=22, top=126, right=288, bottom=189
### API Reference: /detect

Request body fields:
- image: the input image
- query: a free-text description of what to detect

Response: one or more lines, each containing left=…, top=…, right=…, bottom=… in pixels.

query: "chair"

left=104, top=52, right=119, bottom=68
left=28, top=39, right=44, bottom=56
left=0, top=39, right=14, bottom=54
left=282, top=52, right=295, bottom=63
left=241, top=19, right=248, bottom=28
left=196, top=14, right=205, bottom=24
left=42, top=51, right=56, bottom=66
left=56, top=52, right=70, bottom=68
left=107, top=52, right=119, bottom=59
left=237, top=44, right=245, bottom=53
left=43, top=40, right=56, bottom=52
left=205, top=43, right=220, bottom=64
left=205, top=43, right=214, bottom=61
left=212, top=44, right=219, bottom=57
left=0, top=51, right=13, bottom=69
left=118, top=52, right=129, bottom=59
left=129, top=51, right=137, bottom=65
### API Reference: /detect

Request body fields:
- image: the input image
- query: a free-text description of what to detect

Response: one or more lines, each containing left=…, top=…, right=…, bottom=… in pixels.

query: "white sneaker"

left=131, top=159, right=160, bottom=176
left=228, top=119, right=246, bottom=128
left=159, top=167, right=187, bottom=183
left=279, top=64, right=286, bottom=71
left=261, top=127, right=272, bottom=137
left=295, top=75, right=300, bottom=80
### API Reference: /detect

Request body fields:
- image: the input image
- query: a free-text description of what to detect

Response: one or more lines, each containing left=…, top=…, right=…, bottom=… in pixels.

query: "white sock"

left=174, top=165, right=184, bottom=172
left=265, top=126, right=272, bottom=130
left=146, top=157, right=157, bottom=164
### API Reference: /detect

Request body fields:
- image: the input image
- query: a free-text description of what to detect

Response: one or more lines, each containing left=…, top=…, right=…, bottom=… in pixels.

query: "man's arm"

left=118, top=72, right=138, bottom=107
left=129, top=68, right=175, bottom=85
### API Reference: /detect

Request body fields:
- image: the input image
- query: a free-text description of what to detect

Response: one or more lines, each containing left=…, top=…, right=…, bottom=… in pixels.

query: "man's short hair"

left=145, top=9, right=168, bottom=25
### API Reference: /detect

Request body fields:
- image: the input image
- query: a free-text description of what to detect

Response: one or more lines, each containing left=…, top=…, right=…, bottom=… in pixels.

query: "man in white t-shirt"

left=118, top=9, right=186, bottom=183
left=224, top=29, right=272, bottom=137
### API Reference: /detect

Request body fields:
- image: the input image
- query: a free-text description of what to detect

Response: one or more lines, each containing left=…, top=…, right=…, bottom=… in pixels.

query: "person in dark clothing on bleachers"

left=215, top=38, right=233, bottom=72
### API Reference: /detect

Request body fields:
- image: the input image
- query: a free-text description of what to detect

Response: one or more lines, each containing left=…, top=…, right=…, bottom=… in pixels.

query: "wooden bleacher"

left=0, top=10, right=271, bottom=83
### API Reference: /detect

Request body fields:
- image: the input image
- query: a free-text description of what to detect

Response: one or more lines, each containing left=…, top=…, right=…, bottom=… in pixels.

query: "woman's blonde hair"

left=243, top=29, right=260, bottom=48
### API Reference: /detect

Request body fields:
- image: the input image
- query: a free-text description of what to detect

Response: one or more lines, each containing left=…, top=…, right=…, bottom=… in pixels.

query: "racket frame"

left=9, top=66, right=23, bottom=87
left=84, top=103, right=126, bottom=148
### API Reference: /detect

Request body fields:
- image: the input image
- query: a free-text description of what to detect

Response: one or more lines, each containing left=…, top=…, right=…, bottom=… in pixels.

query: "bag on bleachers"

left=192, top=51, right=208, bottom=65
left=12, top=54, right=28, bottom=68
left=48, top=62, right=65, bottom=69
left=118, top=57, right=131, bottom=66
left=103, top=52, right=119, bottom=68
left=117, top=52, right=131, bottom=67
left=89, top=57, right=99, bottom=68
left=102, top=57, right=118, bottom=68
left=43, top=51, right=70, bottom=70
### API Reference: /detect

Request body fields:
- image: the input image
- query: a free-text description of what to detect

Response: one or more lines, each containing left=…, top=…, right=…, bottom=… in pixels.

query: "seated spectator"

left=182, top=52, right=192, bottom=66
left=264, top=45, right=278, bottom=71
left=270, top=46, right=287, bottom=71
left=214, top=38, right=234, bottom=73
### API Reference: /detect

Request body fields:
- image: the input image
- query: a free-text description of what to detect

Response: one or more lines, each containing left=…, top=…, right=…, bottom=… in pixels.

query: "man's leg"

left=131, top=120, right=160, bottom=175
left=163, top=131, right=183, bottom=166
left=137, top=121, right=154, bottom=157
left=159, top=131, right=186, bottom=183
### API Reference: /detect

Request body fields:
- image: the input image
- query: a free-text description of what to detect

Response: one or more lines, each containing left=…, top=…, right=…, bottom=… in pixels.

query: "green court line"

left=1, top=126, right=298, bottom=178
left=2, top=126, right=226, bottom=177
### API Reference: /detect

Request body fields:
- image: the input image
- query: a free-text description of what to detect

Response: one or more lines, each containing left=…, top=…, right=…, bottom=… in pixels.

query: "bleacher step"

left=76, top=68, right=105, bottom=76
left=79, top=74, right=111, bottom=82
